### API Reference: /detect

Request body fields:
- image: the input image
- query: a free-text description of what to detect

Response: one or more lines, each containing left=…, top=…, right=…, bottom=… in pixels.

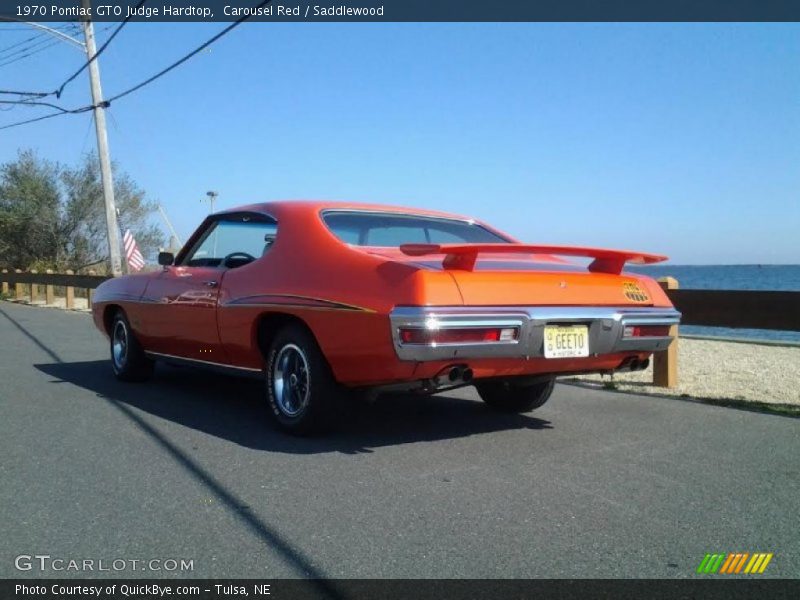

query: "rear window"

left=322, top=211, right=509, bottom=247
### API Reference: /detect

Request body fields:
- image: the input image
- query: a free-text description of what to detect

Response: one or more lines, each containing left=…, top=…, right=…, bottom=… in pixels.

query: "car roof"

left=216, top=200, right=475, bottom=222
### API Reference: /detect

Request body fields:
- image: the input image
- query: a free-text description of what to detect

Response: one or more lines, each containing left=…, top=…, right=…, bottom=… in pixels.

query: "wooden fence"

left=1, top=270, right=798, bottom=389
left=0, top=269, right=110, bottom=310
left=654, top=277, right=800, bottom=388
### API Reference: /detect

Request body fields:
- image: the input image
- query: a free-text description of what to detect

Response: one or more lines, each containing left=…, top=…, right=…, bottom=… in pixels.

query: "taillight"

left=623, top=325, right=671, bottom=338
left=399, top=327, right=518, bottom=344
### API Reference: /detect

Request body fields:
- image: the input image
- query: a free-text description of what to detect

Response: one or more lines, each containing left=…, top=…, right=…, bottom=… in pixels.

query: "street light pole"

left=81, top=0, right=123, bottom=276
left=205, top=191, right=219, bottom=214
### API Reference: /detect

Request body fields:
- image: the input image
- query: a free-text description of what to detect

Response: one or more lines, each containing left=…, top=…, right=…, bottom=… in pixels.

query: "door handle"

left=203, top=280, right=218, bottom=288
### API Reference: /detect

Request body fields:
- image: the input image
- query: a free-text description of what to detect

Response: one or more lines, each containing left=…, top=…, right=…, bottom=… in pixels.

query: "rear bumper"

left=389, top=305, right=680, bottom=361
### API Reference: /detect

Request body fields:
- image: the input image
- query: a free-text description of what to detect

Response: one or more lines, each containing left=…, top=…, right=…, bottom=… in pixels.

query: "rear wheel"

left=265, top=324, right=341, bottom=435
left=110, top=310, right=153, bottom=382
left=476, top=377, right=555, bottom=412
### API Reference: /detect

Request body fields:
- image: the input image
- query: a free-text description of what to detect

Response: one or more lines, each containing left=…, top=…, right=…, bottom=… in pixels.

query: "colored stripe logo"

left=697, top=553, right=773, bottom=574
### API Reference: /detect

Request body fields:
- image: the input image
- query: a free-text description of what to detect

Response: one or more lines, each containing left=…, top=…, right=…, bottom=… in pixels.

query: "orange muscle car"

left=92, top=201, right=680, bottom=434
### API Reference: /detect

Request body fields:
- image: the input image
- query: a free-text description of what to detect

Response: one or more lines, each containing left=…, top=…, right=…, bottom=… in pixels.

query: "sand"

left=570, top=337, right=800, bottom=406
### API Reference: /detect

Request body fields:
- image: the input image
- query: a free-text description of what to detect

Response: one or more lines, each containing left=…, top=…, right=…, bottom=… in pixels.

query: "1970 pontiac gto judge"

left=93, top=201, right=680, bottom=434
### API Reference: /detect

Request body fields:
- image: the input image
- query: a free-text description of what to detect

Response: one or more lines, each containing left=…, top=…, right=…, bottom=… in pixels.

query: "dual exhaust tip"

left=432, top=364, right=473, bottom=389
left=447, top=365, right=473, bottom=384
left=619, top=357, right=650, bottom=372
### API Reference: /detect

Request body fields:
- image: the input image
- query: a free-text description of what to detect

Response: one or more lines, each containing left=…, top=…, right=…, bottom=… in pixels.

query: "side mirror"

left=158, top=251, right=174, bottom=266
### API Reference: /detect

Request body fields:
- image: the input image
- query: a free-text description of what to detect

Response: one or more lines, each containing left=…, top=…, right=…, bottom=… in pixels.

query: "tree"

left=0, top=149, right=163, bottom=271
left=0, top=150, right=61, bottom=269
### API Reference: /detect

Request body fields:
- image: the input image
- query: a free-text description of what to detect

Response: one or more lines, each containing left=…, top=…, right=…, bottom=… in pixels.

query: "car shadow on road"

left=35, top=360, right=552, bottom=454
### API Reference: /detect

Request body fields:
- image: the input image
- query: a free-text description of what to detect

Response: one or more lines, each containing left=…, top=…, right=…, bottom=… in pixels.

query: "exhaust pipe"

left=617, top=357, right=651, bottom=373
left=432, top=364, right=472, bottom=389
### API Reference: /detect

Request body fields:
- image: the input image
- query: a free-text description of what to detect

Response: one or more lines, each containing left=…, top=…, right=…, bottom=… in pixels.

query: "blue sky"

left=1, top=23, right=798, bottom=264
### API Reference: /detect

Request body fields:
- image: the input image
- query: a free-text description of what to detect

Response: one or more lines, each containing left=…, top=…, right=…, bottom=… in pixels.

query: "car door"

left=142, top=214, right=272, bottom=364
left=140, top=217, right=226, bottom=362
left=142, top=262, right=224, bottom=362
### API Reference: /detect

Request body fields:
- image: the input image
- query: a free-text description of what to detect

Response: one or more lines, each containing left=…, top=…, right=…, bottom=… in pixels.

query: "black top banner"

left=2, top=0, right=800, bottom=22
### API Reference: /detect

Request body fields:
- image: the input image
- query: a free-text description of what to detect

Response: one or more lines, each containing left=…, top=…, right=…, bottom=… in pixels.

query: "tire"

left=110, top=310, right=154, bottom=382
left=265, top=324, right=341, bottom=435
left=476, top=377, right=555, bottom=413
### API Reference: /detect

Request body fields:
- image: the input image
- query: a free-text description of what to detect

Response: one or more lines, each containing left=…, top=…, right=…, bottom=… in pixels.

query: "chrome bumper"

left=389, top=306, right=681, bottom=361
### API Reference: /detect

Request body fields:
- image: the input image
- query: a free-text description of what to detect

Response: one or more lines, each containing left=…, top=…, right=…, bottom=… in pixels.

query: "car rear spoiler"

left=399, top=243, right=668, bottom=274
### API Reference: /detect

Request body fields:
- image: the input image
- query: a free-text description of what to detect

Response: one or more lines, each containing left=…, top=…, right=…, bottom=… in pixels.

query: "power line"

left=0, top=99, right=70, bottom=112
left=0, top=33, right=57, bottom=60
left=0, top=31, right=48, bottom=55
left=0, top=23, right=80, bottom=30
left=0, top=39, right=62, bottom=68
left=0, top=0, right=272, bottom=131
left=0, top=89, right=49, bottom=98
left=106, top=0, right=271, bottom=104
left=55, top=0, right=147, bottom=98
left=0, top=105, right=93, bottom=131
left=0, top=21, right=126, bottom=99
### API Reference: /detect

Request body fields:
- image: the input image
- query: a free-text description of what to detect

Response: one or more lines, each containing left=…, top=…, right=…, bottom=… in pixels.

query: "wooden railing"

left=654, top=277, right=800, bottom=388
left=0, top=269, right=110, bottom=310
left=2, top=270, right=798, bottom=389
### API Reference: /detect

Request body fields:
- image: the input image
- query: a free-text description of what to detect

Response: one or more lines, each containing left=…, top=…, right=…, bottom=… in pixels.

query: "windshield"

left=322, top=210, right=510, bottom=247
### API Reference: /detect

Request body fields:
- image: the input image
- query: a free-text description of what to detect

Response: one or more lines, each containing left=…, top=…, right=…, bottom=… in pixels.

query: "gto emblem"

left=559, top=281, right=567, bottom=288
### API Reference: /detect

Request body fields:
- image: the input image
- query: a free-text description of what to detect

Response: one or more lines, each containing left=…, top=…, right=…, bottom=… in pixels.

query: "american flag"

left=123, top=229, right=146, bottom=272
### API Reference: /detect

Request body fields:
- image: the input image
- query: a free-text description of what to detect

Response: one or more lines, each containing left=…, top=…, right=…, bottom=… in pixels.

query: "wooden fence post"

left=654, top=277, right=679, bottom=388
left=1, top=269, right=8, bottom=296
left=87, top=270, right=96, bottom=309
left=45, top=269, right=55, bottom=304
left=14, top=269, right=24, bottom=300
left=65, top=269, right=75, bottom=309
left=30, top=269, right=39, bottom=302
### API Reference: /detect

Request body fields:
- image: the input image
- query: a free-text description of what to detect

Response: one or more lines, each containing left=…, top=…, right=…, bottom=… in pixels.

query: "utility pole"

left=81, top=0, right=123, bottom=276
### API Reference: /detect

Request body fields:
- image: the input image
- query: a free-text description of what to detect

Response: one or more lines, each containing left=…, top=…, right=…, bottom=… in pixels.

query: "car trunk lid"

left=404, top=243, right=665, bottom=306
left=362, top=243, right=665, bottom=307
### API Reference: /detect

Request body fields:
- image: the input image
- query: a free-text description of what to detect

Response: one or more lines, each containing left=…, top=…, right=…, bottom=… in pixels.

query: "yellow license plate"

left=544, top=324, right=590, bottom=359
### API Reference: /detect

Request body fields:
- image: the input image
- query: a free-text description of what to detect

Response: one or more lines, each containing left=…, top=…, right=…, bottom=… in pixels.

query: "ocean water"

left=627, top=265, right=800, bottom=343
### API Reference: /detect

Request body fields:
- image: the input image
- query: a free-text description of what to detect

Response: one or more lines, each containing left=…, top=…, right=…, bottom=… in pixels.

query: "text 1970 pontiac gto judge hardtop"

left=92, top=201, right=680, bottom=434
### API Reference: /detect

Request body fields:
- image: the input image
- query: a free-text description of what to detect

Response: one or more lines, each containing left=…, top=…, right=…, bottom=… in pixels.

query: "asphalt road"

left=1, top=301, right=797, bottom=580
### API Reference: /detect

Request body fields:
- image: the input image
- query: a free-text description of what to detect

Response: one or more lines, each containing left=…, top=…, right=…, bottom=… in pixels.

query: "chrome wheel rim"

left=112, top=320, right=129, bottom=371
left=273, top=344, right=310, bottom=417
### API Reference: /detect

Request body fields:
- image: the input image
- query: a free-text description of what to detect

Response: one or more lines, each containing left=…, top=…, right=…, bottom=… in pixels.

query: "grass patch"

left=693, top=396, right=800, bottom=418
left=563, top=379, right=800, bottom=419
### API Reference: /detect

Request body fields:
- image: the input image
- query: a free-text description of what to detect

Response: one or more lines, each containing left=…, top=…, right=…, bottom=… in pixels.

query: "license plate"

left=544, top=324, right=590, bottom=358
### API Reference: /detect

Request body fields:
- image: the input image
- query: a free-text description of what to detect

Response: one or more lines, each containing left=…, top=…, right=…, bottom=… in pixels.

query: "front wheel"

left=265, top=324, right=341, bottom=435
left=110, top=310, right=153, bottom=382
left=476, top=377, right=555, bottom=412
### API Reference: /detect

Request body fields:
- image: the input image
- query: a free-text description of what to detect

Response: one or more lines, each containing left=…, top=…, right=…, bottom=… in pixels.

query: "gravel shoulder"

left=570, top=337, right=800, bottom=407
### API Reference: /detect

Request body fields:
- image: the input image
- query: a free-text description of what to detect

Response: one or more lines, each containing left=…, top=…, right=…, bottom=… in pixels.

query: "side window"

left=182, top=218, right=277, bottom=268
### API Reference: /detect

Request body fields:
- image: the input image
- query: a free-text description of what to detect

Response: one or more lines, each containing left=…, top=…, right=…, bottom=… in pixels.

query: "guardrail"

left=654, top=277, right=800, bottom=388
left=0, top=268, right=110, bottom=310
left=1, top=270, right=798, bottom=389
